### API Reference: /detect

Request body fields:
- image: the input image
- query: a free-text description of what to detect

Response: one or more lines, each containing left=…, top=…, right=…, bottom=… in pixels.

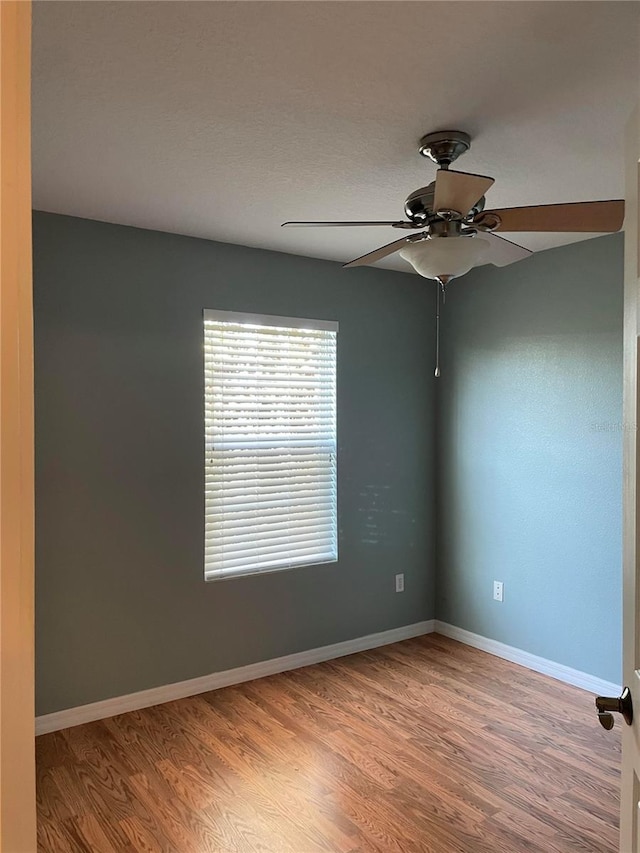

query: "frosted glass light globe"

left=400, top=236, right=490, bottom=280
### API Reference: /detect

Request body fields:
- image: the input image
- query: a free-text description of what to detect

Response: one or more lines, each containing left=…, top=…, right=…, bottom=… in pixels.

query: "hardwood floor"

left=36, top=634, right=621, bottom=852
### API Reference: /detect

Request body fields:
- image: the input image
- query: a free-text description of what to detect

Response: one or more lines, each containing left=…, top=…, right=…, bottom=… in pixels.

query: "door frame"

left=0, top=1, right=36, bottom=849
left=620, top=101, right=640, bottom=853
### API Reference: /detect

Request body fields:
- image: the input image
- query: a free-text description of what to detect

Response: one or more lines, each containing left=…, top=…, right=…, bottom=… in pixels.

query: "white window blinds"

left=204, top=310, right=338, bottom=580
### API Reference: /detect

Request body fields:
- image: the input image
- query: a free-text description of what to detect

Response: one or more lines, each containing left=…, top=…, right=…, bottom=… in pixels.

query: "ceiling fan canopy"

left=282, top=129, right=624, bottom=284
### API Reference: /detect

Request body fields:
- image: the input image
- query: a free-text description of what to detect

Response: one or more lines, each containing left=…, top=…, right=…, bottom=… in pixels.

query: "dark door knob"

left=595, top=686, right=633, bottom=729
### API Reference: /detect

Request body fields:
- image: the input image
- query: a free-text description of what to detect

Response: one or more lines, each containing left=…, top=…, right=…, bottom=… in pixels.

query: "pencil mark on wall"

left=357, top=485, right=413, bottom=546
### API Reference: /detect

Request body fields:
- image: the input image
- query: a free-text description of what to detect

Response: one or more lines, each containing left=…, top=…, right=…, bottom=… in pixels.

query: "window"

left=204, top=310, right=338, bottom=580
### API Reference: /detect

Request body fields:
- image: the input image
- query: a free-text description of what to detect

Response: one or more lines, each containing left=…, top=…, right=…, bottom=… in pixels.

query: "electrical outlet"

left=493, top=581, right=504, bottom=602
left=395, top=573, right=405, bottom=593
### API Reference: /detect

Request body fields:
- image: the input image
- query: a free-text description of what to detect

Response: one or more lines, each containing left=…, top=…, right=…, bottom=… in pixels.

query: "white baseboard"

left=36, top=619, right=436, bottom=735
left=435, top=620, right=621, bottom=697
left=37, top=618, right=618, bottom=736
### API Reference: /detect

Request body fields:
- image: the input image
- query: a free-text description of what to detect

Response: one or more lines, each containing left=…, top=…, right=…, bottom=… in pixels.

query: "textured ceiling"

left=32, top=1, right=639, bottom=274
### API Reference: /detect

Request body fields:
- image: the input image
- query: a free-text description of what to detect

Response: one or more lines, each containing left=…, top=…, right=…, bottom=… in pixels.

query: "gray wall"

left=436, top=233, right=623, bottom=685
left=34, top=213, right=624, bottom=715
left=34, top=212, right=437, bottom=716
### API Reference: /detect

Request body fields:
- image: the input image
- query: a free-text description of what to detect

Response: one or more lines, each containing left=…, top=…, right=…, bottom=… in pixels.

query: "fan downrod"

left=418, top=130, right=471, bottom=168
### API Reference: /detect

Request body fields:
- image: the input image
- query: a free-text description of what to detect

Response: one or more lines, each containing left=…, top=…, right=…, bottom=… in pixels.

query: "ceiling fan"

left=282, top=130, right=623, bottom=281
left=282, top=130, right=624, bottom=376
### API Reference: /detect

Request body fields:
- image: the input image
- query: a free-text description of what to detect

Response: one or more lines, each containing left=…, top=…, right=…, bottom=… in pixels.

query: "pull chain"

left=434, top=279, right=443, bottom=378
left=434, top=276, right=450, bottom=378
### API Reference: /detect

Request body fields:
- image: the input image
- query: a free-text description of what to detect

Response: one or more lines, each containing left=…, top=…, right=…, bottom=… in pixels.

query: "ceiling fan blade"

left=481, top=231, right=533, bottom=268
left=475, top=200, right=624, bottom=233
left=343, top=235, right=421, bottom=268
left=282, top=220, right=414, bottom=228
left=433, top=170, right=495, bottom=218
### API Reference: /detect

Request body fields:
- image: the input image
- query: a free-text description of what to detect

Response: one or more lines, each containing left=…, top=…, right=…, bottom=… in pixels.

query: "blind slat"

left=206, top=543, right=336, bottom=573
left=205, top=505, right=332, bottom=527
left=205, top=493, right=336, bottom=515
left=205, top=531, right=336, bottom=558
left=207, top=440, right=336, bottom=451
left=205, top=554, right=335, bottom=580
left=206, top=477, right=335, bottom=494
left=205, top=464, right=332, bottom=478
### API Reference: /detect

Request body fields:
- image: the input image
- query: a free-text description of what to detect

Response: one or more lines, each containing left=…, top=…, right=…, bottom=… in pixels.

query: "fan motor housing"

left=404, top=183, right=485, bottom=225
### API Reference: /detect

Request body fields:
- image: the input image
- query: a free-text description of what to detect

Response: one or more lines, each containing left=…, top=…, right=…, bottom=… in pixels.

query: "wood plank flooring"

left=36, top=634, right=621, bottom=852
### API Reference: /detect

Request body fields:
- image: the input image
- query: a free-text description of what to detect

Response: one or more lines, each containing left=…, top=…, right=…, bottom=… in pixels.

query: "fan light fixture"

left=282, top=128, right=625, bottom=378
left=399, top=235, right=490, bottom=281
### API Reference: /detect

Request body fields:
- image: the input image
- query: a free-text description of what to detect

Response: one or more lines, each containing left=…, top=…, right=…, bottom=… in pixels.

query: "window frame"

left=203, top=308, right=339, bottom=581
